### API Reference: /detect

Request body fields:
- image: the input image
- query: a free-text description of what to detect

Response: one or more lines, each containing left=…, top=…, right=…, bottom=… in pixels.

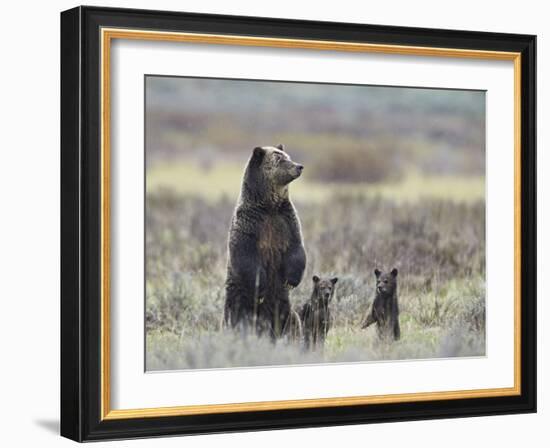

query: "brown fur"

left=300, top=276, right=338, bottom=349
left=224, top=145, right=307, bottom=339
left=362, top=268, right=401, bottom=341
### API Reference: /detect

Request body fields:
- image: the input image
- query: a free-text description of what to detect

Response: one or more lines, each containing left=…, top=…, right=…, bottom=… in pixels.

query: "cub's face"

left=256, top=144, right=304, bottom=186
left=374, top=268, right=398, bottom=296
left=312, top=275, right=338, bottom=305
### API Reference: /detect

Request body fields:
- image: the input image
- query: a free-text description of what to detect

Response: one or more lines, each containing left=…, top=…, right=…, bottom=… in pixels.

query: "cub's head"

left=251, top=144, right=304, bottom=186
left=374, top=268, right=398, bottom=296
left=312, top=275, right=338, bottom=305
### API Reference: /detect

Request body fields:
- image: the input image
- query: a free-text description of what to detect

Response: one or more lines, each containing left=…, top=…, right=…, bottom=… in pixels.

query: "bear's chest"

left=257, top=214, right=290, bottom=264
left=373, top=294, right=393, bottom=321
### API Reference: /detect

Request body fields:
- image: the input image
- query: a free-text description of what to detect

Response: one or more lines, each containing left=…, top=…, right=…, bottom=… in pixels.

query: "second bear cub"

left=300, top=275, right=338, bottom=349
left=362, top=268, right=401, bottom=341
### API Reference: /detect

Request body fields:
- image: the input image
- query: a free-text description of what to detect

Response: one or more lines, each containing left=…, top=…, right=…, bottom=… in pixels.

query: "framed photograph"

left=60, top=6, right=536, bottom=442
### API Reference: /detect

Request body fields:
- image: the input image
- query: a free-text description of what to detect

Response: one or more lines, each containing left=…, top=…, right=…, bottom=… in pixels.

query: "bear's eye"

left=384, top=280, right=388, bottom=284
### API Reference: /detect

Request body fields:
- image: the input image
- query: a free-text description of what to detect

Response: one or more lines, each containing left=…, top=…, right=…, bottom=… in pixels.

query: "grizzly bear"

left=300, top=275, right=338, bottom=349
left=224, top=144, right=306, bottom=339
left=361, top=268, right=401, bottom=341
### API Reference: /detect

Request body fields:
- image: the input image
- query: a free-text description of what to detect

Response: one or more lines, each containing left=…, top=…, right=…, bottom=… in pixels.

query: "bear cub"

left=361, top=268, right=401, bottom=341
left=300, top=275, right=338, bottom=349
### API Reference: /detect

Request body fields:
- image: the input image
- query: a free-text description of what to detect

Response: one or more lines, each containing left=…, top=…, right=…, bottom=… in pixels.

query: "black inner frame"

left=61, top=6, right=536, bottom=442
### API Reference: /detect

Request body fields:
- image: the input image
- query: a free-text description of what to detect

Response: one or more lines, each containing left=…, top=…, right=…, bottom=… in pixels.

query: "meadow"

left=145, top=166, right=486, bottom=371
left=144, top=76, right=486, bottom=371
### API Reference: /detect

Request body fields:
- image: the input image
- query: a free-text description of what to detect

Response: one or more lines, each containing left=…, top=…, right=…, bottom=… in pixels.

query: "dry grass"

left=145, top=190, right=485, bottom=371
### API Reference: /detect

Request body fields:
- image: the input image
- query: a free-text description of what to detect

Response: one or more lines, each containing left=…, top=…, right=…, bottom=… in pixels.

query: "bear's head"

left=374, top=268, right=398, bottom=296
left=312, top=275, right=338, bottom=305
left=251, top=144, right=304, bottom=186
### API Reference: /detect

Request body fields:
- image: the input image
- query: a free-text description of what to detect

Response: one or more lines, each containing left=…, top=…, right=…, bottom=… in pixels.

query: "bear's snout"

left=292, top=163, right=304, bottom=178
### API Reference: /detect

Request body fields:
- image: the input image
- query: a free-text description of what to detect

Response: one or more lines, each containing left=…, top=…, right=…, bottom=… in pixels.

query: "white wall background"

left=0, top=0, right=545, bottom=446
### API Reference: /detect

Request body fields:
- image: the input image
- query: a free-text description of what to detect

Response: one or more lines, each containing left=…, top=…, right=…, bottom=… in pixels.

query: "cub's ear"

left=276, top=143, right=285, bottom=152
left=312, top=275, right=320, bottom=283
left=374, top=268, right=381, bottom=277
left=330, top=277, right=338, bottom=285
left=391, top=268, right=398, bottom=277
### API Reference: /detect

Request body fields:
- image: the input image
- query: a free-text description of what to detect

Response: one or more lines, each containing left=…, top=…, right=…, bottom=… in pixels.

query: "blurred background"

left=146, top=77, right=485, bottom=201
left=145, top=76, right=486, bottom=371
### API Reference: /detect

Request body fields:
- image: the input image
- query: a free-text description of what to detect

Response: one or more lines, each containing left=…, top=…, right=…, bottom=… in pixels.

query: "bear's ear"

left=251, top=146, right=266, bottom=163
left=391, top=268, right=398, bottom=277
left=276, top=143, right=285, bottom=152
left=330, top=277, right=338, bottom=285
left=312, top=275, right=320, bottom=283
left=374, top=268, right=381, bottom=277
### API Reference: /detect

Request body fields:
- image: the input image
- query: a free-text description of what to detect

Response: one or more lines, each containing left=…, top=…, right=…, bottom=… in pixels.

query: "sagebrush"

left=146, top=190, right=485, bottom=370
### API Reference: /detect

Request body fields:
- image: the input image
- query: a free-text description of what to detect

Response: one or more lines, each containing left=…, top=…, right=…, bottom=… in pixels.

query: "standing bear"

left=224, top=144, right=307, bottom=339
left=361, top=268, right=401, bottom=341
left=301, top=275, right=338, bottom=350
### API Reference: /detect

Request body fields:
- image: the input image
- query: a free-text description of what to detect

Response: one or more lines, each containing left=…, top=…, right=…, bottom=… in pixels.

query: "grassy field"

left=145, top=167, right=486, bottom=371
left=147, top=162, right=485, bottom=203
